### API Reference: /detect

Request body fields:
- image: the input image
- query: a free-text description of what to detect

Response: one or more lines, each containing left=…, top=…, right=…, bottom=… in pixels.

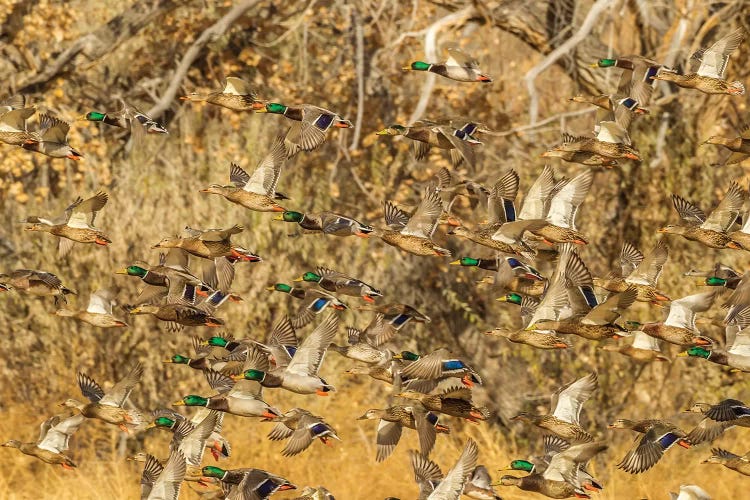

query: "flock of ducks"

left=1, top=23, right=750, bottom=500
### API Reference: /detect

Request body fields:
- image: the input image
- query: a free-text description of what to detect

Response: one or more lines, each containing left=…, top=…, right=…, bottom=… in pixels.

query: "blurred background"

left=0, top=0, right=749, bottom=498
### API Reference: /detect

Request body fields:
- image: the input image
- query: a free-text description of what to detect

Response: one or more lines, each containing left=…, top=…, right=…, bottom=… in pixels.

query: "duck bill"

left=172, top=400, right=186, bottom=406
left=115, top=268, right=128, bottom=274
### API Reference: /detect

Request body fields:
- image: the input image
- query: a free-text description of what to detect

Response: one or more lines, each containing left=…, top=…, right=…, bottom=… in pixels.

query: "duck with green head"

left=275, top=210, right=372, bottom=237
left=403, top=47, right=492, bottom=82
left=253, top=102, right=351, bottom=156
left=174, top=392, right=279, bottom=419
left=78, top=101, right=167, bottom=134
left=450, top=256, right=499, bottom=271
left=295, top=268, right=381, bottom=302
left=268, top=284, right=347, bottom=329
left=697, top=275, right=742, bottom=289
left=375, top=121, right=478, bottom=168
left=201, top=465, right=297, bottom=495
left=395, top=348, right=482, bottom=387
left=678, top=341, right=750, bottom=372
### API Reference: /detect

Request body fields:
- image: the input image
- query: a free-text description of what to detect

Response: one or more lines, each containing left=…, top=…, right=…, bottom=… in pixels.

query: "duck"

left=200, top=466, right=296, bottom=498
left=634, top=289, right=719, bottom=346
left=545, top=128, right=640, bottom=161
left=540, top=148, right=618, bottom=167
left=330, top=324, right=392, bottom=365
left=588, top=55, right=662, bottom=116
left=153, top=225, right=255, bottom=261
left=463, top=465, right=503, bottom=500
left=653, top=28, right=745, bottom=95
left=60, top=363, right=145, bottom=432
left=659, top=181, right=746, bottom=249
left=356, top=302, right=430, bottom=331
left=181, top=76, right=262, bottom=110
left=616, top=421, right=690, bottom=474
left=140, top=450, right=186, bottom=500
left=403, top=47, right=492, bottom=82
left=174, top=369, right=280, bottom=419
left=267, top=283, right=347, bottom=328
left=116, top=249, right=208, bottom=302
left=0, top=269, right=75, bottom=304
left=702, top=123, right=750, bottom=165
left=702, top=448, right=750, bottom=476
left=266, top=408, right=340, bottom=456
left=54, top=288, right=127, bottom=328
left=149, top=408, right=230, bottom=461
left=22, top=114, right=82, bottom=159
left=376, top=186, right=451, bottom=257
left=0, top=95, right=37, bottom=146
left=397, top=387, right=490, bottom=423
left=201, top=132, right=289, bottom=212
left=375, top=121, right=478, bottom=168
left=78, top=100, right=167, bottom=133
left=275, top=210, right=372, bottom=237
left=294, top=268, right=381, bottom=302
left=593, top=240, right=671, bottom=305
left=149, top=410, right=221, bottom=471
left=683, top=399, right=750, bottom=444
left=395, top=348, right=482, bottom=386
left=162, top=337, right=239, bottom=374
left=409, top=439, right=480, bottom=500
left=486, top=325, right=572, bottom=350
left=600, top=330, right=669, bottom=362
left=678, top=326, right=750, bottom=372
left=253, top=102, right=351, bottom=156
left=512, top=372, right=598, bottom=443
left=231, top=314, right=338, bottom=395
left=1, top=412, right=84, bottom=469
left=23, top=191, right=110, bottom=257
left=475, top=257, right=547, bottom=296
left=128, top=278, right=225, bottom=330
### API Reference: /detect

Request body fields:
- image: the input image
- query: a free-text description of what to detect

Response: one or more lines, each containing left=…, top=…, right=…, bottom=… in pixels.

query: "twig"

left=252, top=0, right=318, bottom=48
left=488, top=107, right=597, bottom=137
left=349, top=8, right=365, bottom=151
left=523, top=0, right=615, bottom=126
left=147, top=0, right=261, bottom=118
left=407, top=6, right=474, bottom=125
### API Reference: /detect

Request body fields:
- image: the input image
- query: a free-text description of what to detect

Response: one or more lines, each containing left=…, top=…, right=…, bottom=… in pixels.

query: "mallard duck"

left=607, top=418, right=663, bottom=433
left=616, top=421, right=690, bottom=474
left=292, top=486, right=335, bottom=500
left=276, top=210, right=372, bottom=237
left=702, top=123, right=750, bottom=165
left=22, top=114, right=82, bottom=159
left=589, top=55, right=662, bottom=112
left=376, top=121, right=478, bottom=168
left=702, top=448, right=750, bottom=476
left=486, top=326, right=571, bottom=350
left=330, top=324, right=391, bottom=364
left=181, top=77, right=262, bottom=110
left=140, top=450, right=186, bottom=500
left=1, top=412, right=84, bottom=469
left=60, top=364, right=145, bottom=432
left=0, top=95, right=37, bottom=146
left=545, top=128, right=640, bottom=161
left=253, top=102, right=351, bottom=156
left=678, top=327, right=750, bottom=372
left=475, top=257, right=547, bottom=296
left=397, top=387, right=489, bottom=423
left=150, top=408, right=230, bottom=462
left=403, top=47, right=492, bottom=82
left=530, top=288, right=636, bottom=341
left=201, top=466, right=296, bottom=498
left=174, top=369, right=280, bottom=419
left=660, top=182, right=746, bottom=249
left=266, top=408, right=339, bottom=456
left=148, top=410, right=220, bottom=471
left=357, top=405, right=449, bottom=462
left=267, top=283, right=347, bottom=328
left=396, top=348, right=482, bottom=387
left=201, top=132, right=289, bottom=212
left=653, top=28, right=745, bottom=95
left=294, top=267, right=381, bottom=302
left=23, top=191, right=110, bottom=257
left=129, top=300, right=224, bottom=330
left=78, top=100, right=167, bottom=133
left=154, top=225, right=257, bottom=261
left=376, top=186, right=451, bottom=256
left=463, top=465, right=502, bottom=500
left=540, top=148, right=619, bottom=167
left=163, top=337, right=238, bottom=373
left=54, top=288, right=127, bottom=328
left=357, top=302, right=430, bottom=329
left=0, top=269, right=75, bottom=303
left=231, top=314, right=338, bottom=395
left=600, top=330, right=669, bottom=362
left=513, top=372, right=597, bottom=443
left=409, top=439, right=479, bottom=500
left=684, top=400, right=750, bottom=444
left=593, top=240, right=671, bottom=304
left=635, top=289, right=719, bottom=346
left=116, top=249, right=208, bottom=304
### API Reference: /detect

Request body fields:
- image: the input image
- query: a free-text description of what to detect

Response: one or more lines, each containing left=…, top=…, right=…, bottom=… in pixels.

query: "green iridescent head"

left=396, top=350, right=420, bottom=361
left=123, top=265, right=148, bottom=278
left=85, top=111, right=106, bottom=121
left=684, top=346, right=711, bottom=359
left=408, top=61, right=431, bottom=71
left=705, top=276, right=727, bottom=286
left=458, top=257, right=479, bottom=266
left=178, top=395, right=208, bottom=407
left=201, top=466, right=226, bottom=479
left=153, top=417, right=176, bottom=428
left=301, top=272, right=321, bottom=282
left=596, top=58, right=617, bottom=67
left=279, top=211, right=304, bottom=223
left=206, top=336, right=229, bottom=348
left=264, top=102, right=288, bottom=114
left=509, top=459, right=534, bottom=472
left=500, top=292, right=523, bottom=305
left=168, top=355, right=190, bottom=364
left=269, top=283, right=292, bottom=293
left=240, top=369, right=266, bottom=381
